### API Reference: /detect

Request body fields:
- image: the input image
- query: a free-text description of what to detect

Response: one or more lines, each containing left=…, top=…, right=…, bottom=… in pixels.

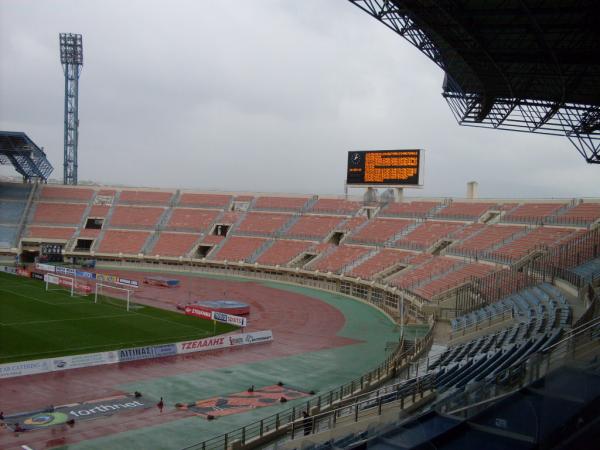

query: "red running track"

left=0, top=270, right=358, bottom=449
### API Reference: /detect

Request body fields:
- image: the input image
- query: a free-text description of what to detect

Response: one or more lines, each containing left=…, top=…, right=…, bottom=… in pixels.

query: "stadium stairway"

left=141, top=231, right=159, bottom=255
left=184, top=210, right=227, bottom=258
left=207, top=212, right=248, bottom=260
left=248, top=238, right=276, bottom=263
left=67, top=190, right=98, bottom=251
left=92, top=191, right=120, bottom=252
left=387, top=220, right=424, bottom=247
left=342, top=247, right=380, bottom=275
left=142, top=205, right=176, bottom=254
left=278, top=213, right=302, bottom=236
left=301, top=195, right=319, bottom=213
left=170, top=189, right=181, bottom=207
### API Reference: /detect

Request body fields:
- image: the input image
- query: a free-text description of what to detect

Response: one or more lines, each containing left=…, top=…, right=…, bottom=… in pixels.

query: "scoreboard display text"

left=346, top=150, right=422, bottom=186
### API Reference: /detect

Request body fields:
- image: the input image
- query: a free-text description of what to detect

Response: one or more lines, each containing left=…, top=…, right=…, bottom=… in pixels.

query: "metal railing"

left=438, top=311, right=600, bottom=419
left=180, top=324, right=435, bottom=450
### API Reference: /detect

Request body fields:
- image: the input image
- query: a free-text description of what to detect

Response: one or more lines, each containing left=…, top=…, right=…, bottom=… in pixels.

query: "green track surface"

left=0, top=272, right=235, bottom=363
left=57, top=269, right=406, bottom=450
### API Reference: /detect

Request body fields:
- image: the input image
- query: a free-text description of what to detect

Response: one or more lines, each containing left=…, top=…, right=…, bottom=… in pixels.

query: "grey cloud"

left=0, top=0, right=598, bottom=197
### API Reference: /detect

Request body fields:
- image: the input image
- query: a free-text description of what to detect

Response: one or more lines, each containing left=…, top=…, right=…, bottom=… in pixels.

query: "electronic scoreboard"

left=346, top=149, right=423, bottom=186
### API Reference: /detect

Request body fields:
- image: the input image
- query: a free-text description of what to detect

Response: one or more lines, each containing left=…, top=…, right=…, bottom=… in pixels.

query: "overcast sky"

left=1, top=0, right=598, bottom=199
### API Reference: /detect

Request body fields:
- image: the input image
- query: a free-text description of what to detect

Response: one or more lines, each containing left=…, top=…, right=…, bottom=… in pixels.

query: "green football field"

left=0, top=272, right=235, bottom=364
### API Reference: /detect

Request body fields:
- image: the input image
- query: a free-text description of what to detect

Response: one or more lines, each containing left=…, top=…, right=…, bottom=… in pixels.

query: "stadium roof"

left=348, top=0, right=600, bottom=164
left=0, top=131, right=54, bottom=181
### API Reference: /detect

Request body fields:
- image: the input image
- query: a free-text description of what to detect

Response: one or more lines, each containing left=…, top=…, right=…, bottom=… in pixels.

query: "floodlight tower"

left=59, top=33, right=83, bottom=185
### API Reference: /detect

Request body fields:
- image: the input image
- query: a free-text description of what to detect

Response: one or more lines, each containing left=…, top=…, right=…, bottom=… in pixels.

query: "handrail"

left=180, top=324, right=435, bottom=450
left=436, top=311, right=600, bottom=419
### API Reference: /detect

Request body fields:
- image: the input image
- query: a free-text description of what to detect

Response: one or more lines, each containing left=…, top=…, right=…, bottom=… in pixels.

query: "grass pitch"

left=0, top=272, right=236, bottom=364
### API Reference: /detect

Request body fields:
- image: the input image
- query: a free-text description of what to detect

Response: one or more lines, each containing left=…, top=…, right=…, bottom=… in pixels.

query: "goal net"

left=45, top=274, right=91, bottom=297
left=94, top=282, right=135, bottom=312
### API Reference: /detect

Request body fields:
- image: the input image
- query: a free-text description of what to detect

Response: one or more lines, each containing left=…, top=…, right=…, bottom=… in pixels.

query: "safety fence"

left=179, top=321, right=435, bottom=450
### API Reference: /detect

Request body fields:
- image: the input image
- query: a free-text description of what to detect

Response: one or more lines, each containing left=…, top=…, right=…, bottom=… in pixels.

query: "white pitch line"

left=1, top=313, right=132, bottom=327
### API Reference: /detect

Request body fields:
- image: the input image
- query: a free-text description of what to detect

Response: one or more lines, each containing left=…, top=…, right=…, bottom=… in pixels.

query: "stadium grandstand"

left=1, top=183, right=599, bottom=450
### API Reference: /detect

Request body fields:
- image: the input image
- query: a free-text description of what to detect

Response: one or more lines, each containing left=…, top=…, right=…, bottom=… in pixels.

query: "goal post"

left=95, top=282, right=133, bottom=312
left=45, top=273, right=90, bottom=297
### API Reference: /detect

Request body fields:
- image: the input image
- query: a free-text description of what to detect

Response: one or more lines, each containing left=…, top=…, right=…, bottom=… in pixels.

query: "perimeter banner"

left=184, top=306, right=248, bottom=327
left=34, top=263, right=140, bottom=288
left=0, top=332, right=273, bottom=379
left=35, top=263, right=55, bottom=272
left=177, top=330, right=273, bottom=354
left=184, top=305, right=212, bottom=320
left=0, top=265, right=17, bottom=274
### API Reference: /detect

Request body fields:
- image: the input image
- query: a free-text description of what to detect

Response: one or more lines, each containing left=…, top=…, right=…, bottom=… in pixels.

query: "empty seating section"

left=448, top=223, right=486, bottom=241
left=348, top=249, right=414, bottom=280
left=503, top=202, right=566, bottom=223
left=382, top=201, right=440, bottom=218
left=119, top=190, right=173, bottom=204
left=0, top=186, right=27, bottom=246
left=415, top=263, right=495, bottom=299
left=286, top=215, right=344, bottom=239
left=33, top=203, right=87, bottom=225
left=490, top=227, right=577, bottom=262
left=178, top=193, right=232, bottom=208
left=39, top=186, right=93, bottom=201
left=98, top=230, right=150, bottom=254
left=555, top=202, right=600, bottom=225
left=167, top=208, right=220, bottom=231
left=0, top=225, right=17, bottom=247
left=212, top=236, right=267, bottom=261
left=5, top=179, right=599, bottom=306
left=311, top=198, right=361, bottom=215
left=88, top=205, right=109, bottom=217
left=388, top=256, right=458, bottom=289
left=310, top=245, right=372, bottom=273
left=201, top=234, right=225, bottom=245
left=0, top=183, right=31, bottom=200
left=451, top=224, right=526, bottom=255
left=436, top=202, right=496, bottom=220
left=396, top=221, right=463, bottom=250
left=109, top=206, right=164, bottom=228
left=570, top=257, right=600, bottom=283
left=0, top=200, right=26, bottom=223
left=350, top=218, right=414, bottom=244
left=256, top=240, right=313, bottom=266
left=152, top=233, right=199, bottom=256
left=340, top=216, right=367, bottom=232
left=453, top=283, right=570, bottom=332
left=220, top=212, right=240, bottom=224
left=79, top=228, right=101, bottom=238
left=253, top=196, right=308, bottom=211
left=26, top=226, right=76, bottom=240
left=236, top=212, right=292, bottom=235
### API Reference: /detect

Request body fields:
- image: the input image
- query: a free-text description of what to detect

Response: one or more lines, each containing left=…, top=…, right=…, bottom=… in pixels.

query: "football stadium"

left=1, top=2, right=600, bottom=450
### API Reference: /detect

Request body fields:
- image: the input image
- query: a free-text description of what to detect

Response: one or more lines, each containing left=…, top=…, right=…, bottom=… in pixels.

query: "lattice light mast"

left=59, top=33, right=83, bottom=185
